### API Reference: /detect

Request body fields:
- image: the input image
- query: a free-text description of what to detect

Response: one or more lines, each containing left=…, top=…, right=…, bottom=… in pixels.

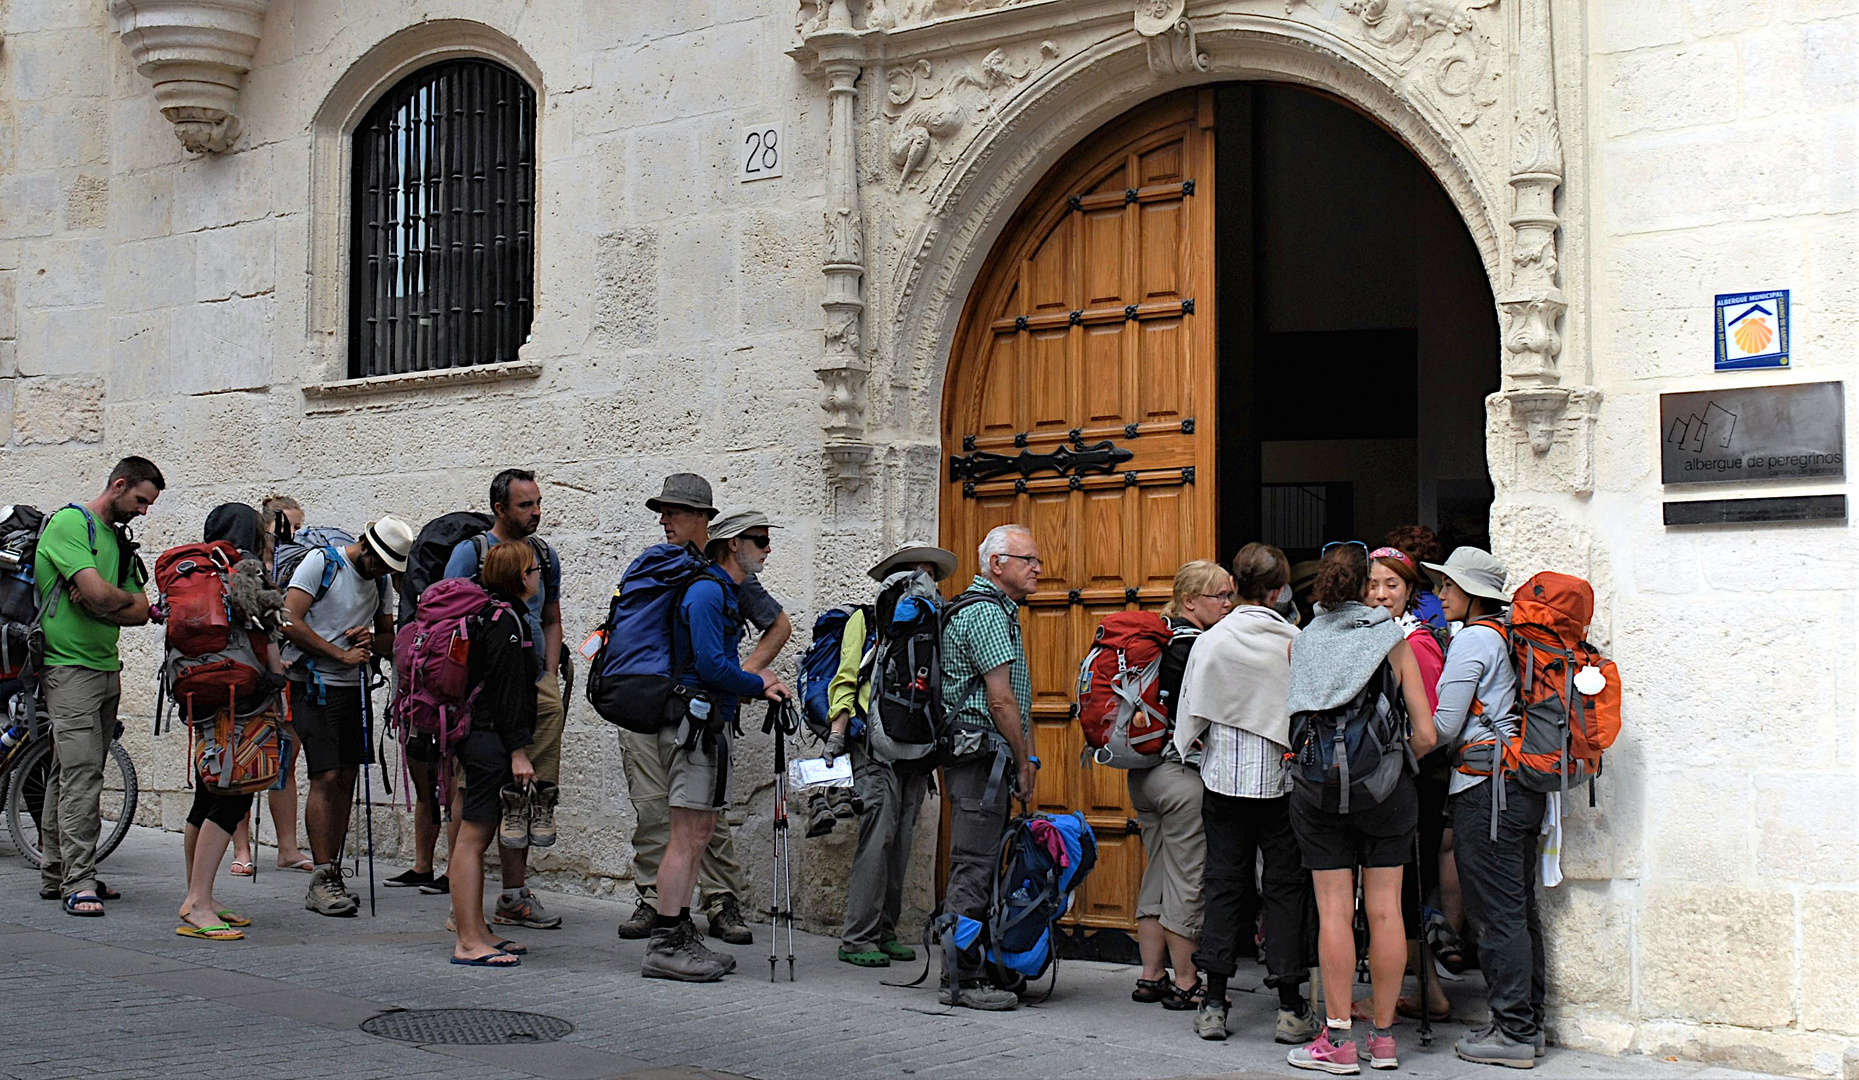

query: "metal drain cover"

left=361, top=1008, right=574, bottom=1045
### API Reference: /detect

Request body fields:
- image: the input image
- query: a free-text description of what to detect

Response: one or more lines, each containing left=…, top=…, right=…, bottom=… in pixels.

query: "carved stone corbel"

left=1137, top=1, right=1208, bottom=74
left=109, top=0, right=269, bottom=155
left=812, top=9, right=875, bottom=489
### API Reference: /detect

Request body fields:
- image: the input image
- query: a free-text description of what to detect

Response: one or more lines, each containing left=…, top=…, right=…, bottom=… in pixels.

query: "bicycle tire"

left=6, top=738, right=140, bottom=868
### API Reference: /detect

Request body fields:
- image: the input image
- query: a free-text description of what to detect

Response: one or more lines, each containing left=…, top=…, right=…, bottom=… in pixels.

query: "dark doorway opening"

left=1215, top=84, right=1499, bottom=566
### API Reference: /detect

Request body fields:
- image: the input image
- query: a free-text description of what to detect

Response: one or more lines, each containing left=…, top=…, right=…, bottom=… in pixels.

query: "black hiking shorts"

left=1289, top=776, right=1417, bottom=871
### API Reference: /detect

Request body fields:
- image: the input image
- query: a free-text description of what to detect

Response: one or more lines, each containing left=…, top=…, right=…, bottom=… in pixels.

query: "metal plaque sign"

left=1661, top=381, right=1844, bottom=485
left=1714, top=290, right=1790, bottom=371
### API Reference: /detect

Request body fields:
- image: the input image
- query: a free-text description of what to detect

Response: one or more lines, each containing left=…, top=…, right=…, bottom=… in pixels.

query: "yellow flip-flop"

left=175, top=922, right=244, bottom=941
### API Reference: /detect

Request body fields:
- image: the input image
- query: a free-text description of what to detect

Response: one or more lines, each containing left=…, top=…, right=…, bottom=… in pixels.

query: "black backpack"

left=863, top=581, right=944, bottom=763
left=397, top=512, right=494, bottom=626
left=0, top=505, right=48, bottom=676
left=1288, top=662, right=1416, bottom=814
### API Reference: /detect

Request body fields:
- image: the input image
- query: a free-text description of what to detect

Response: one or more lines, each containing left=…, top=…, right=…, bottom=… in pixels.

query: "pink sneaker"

left=1362, top=1030, right=1398, bottom=1070
left=1288, top=1026, right=1362, bottom=1075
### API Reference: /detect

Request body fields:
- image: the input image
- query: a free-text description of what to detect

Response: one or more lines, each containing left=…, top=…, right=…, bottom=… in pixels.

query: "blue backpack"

left=796, top=607, right=870, bottom=741
left=586, top=544, right=711, bottom=734
left=915, top=811, right=1097, bottom=1004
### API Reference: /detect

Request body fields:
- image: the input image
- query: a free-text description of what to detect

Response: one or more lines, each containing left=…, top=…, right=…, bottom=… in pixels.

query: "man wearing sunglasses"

left=436, top=468, right=566, bottom=930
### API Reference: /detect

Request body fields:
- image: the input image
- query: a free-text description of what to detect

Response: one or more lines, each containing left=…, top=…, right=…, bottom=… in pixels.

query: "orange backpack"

left=1457, top=572, right=1622, bottom=806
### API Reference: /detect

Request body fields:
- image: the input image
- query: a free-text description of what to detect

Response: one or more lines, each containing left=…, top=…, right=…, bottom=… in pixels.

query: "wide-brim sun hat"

left=709, top=506, right=780, bottom=543
left=1422, top=546, right=1510, bottom=602
left=869, top=543, right=958, bottom=583
left=645, top=472, right=718, bottom=518
left=363, top=514, right=415, bottom=573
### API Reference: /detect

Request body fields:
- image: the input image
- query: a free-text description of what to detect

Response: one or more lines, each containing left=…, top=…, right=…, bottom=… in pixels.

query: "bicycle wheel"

left=6, top=738, right=140, bottom=868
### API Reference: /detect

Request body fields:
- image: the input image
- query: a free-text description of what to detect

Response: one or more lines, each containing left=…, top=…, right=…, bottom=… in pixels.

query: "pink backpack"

left=389, top=578, right=518, bottom=761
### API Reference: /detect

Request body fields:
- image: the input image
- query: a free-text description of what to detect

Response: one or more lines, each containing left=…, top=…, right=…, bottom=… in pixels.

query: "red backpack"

left=1457, top=572, right=1623, bottom=820
left=1073, top=611, right=1173, bottom=768
left=155, top=541, right=273, bottom=726
left=390, top=577, right=521, bottom=761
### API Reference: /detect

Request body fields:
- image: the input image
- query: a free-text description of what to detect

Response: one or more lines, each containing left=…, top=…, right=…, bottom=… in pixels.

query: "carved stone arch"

left=898, top=18, right=1507, bottom=433
left=304, top=21, right=546, bottom=381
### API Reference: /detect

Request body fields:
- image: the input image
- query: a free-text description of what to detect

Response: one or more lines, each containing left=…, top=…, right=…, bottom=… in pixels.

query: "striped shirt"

left=1199, top=722, right=1290, bottom=799
left=940, top=576, right=1030, bottom=742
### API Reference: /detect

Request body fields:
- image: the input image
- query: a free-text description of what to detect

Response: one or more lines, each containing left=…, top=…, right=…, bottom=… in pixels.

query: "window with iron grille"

left=348, top=59, right=535, bottom=378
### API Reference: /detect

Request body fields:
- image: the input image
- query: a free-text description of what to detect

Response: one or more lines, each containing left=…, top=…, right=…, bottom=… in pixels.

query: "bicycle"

left=1, top=680, right=140, bottom=868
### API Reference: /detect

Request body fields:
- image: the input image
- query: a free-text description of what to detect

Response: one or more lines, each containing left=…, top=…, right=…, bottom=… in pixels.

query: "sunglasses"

left=740, top=534, right=772, bottom=549
left=524, top=565, right=542, bottom=577
left=1321, top=540, right=1369, bottom=557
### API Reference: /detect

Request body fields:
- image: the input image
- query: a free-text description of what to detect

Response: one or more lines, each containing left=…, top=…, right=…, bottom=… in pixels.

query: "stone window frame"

left=304, top=20, right=546, bottom=398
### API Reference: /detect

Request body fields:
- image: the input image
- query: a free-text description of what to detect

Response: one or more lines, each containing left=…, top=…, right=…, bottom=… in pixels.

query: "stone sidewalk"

left=0, top=826, right=1788, bottom=1080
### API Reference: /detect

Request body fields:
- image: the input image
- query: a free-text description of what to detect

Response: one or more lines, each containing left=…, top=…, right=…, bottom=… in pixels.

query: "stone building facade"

left=0, top=0, right=1855, bottom=1075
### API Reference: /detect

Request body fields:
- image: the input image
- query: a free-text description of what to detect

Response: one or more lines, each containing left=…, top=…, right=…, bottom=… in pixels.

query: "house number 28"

left=739, top=123, right=784, bottom=182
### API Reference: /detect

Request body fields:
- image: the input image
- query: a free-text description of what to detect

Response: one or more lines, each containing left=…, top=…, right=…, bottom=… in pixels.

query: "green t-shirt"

left=34, top=507, right=140, bottom=671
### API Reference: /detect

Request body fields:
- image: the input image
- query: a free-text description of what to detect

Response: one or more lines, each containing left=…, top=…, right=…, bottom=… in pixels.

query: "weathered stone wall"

left=0, top=1, right=1855, bottom=1076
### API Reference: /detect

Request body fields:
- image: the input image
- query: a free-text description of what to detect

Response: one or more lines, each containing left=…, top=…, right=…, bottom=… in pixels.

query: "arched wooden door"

left=940, top=89, right=1219, bottom=942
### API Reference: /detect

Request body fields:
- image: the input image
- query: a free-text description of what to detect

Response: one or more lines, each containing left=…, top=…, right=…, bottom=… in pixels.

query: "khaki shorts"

left=641, top=725, right=731, bottom=813
left=528, top=670, right=565, bottom=786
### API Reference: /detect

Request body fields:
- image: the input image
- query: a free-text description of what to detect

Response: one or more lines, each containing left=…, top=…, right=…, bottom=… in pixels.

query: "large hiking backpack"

left=390, top=577, right=519, bottom=756
left=1457, top=572, right=1623, bottom=806
left=0, top=505, right=48, bottom=677
left=1073, top=611, right=1173, bottom=769
left=398, top=511, right=494, bottom=626
left=1289, top=662, right=1415, bottom=814
left=585, top=544, right=713, bottom=733
left=867, top=581, right=947, bottom=763
left=797, top=607, right=868, bottom=740
left=922, top=812, right=1098, bottom=1004
left=275, top=526, right=357, bottom=592
left=154, top=539, right=275, bottom=725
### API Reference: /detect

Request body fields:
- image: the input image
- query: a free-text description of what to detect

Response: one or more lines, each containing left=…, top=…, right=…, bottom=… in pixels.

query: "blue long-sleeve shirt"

left=674, top=568, right=764, bottom=724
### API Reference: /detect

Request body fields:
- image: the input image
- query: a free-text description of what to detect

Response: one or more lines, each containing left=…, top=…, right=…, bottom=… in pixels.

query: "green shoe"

left=838, top=946, right=890, bottom=967
left=878, top=935, right=917, bottom=962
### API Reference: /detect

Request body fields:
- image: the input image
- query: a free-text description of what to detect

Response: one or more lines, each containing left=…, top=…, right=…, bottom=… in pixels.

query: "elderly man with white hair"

left=935, top=523, right=1042, bottom=1011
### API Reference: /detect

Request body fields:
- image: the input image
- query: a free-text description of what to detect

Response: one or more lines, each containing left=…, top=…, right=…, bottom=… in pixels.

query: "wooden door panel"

left=942, top=90, right=1217, bottom=938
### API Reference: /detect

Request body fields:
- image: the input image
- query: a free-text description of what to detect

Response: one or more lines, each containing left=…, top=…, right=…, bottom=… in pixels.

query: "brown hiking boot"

left=305, top=865, right=358, bottom=917
left=616, top=898, right=657, bottom=940
left=641, top=920, right=730, bottom=982
left=528, top=781, right=558, bottom=847
left=707, top=895, right=753, bottom=945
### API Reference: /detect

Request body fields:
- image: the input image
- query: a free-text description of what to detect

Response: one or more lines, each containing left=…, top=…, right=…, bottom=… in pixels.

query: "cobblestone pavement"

left=0, top=826, right=1789, bottom=1080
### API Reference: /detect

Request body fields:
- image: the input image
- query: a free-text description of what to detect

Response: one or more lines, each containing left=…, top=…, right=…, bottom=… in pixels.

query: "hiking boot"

left=616, top=898, right=657, bottom=939
left=384, top=869, right=434, bottom=889
left=878, top=933, right=916, bottom=962
left=690, top=934, right=738, bottom=974
left=1288, top=1027, right=1361, bottom=1075
left=1361, top=1030, right=1398, bottom=1071
left=1455, top=1024, right=1536, bottom=1070
left=805, top=795, right=837, bottom=838
left=528, top=781, right=558, bottom=847
left=641, top=921, right=729, bottom=982
left=418, top=873, right=450, bottom=895
left=953, top=984, right=1019, bottom=1011
left=707, top=895, right=753, bottom=945
left=305, top=866, right=358, bottom=917
left=498, top=785, right=530, bottom=849
left=494, top=888, right=562, bottom=929
left=1195, top=998, right=1230, bottom=1041
left=1277, top=1005, right=1322, bottom=1044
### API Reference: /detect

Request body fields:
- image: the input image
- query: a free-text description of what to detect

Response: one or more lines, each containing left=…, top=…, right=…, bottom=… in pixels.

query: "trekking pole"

left=1413, top=831, right=1435, bottom=1047
left=763, top=698, right=798, bottom=981
left=359, top=662, right=379, bottom=917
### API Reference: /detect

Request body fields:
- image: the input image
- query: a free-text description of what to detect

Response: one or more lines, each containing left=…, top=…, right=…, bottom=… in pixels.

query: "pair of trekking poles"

left=334, top=662, right=383, bottom=917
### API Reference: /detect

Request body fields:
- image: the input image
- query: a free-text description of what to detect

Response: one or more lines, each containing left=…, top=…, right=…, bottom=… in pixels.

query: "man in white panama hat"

left=280, top=514, right=411, bottom=917
left=823, top=542, right=958, bottom=969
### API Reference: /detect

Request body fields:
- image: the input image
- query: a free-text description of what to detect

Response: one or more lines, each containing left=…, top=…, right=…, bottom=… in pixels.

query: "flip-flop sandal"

left=450, top=952, right=520, bottom=967
left=217, top=909, right=252, bottom=928
left=228, top=861, right=256, bottom=877
left=278, top=858, right=315, bottom=873
left=175, top=922, right=244, bottom=941
left=63, top=893, right=104, bottom=917
left=494, top=940, right=528, bottom=956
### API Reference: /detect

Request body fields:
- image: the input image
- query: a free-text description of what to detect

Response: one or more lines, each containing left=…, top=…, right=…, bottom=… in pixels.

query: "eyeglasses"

left=741, top=534, right=772, bottom=549
left=996, top=553, right=1042, bottom=568
left=1200, top=591, right=1237, bottom=603
left=1321, top=540, right=1369, bottom=557
left=524, top=565, right=542, bottom=577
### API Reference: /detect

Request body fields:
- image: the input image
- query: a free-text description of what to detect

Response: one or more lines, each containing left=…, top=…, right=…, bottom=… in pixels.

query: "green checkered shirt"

left=940, top=576, right=1031, bottom=741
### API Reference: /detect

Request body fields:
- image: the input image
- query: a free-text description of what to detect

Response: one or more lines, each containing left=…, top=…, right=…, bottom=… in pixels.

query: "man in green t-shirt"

left=32, top=456, right=163, bottom=914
